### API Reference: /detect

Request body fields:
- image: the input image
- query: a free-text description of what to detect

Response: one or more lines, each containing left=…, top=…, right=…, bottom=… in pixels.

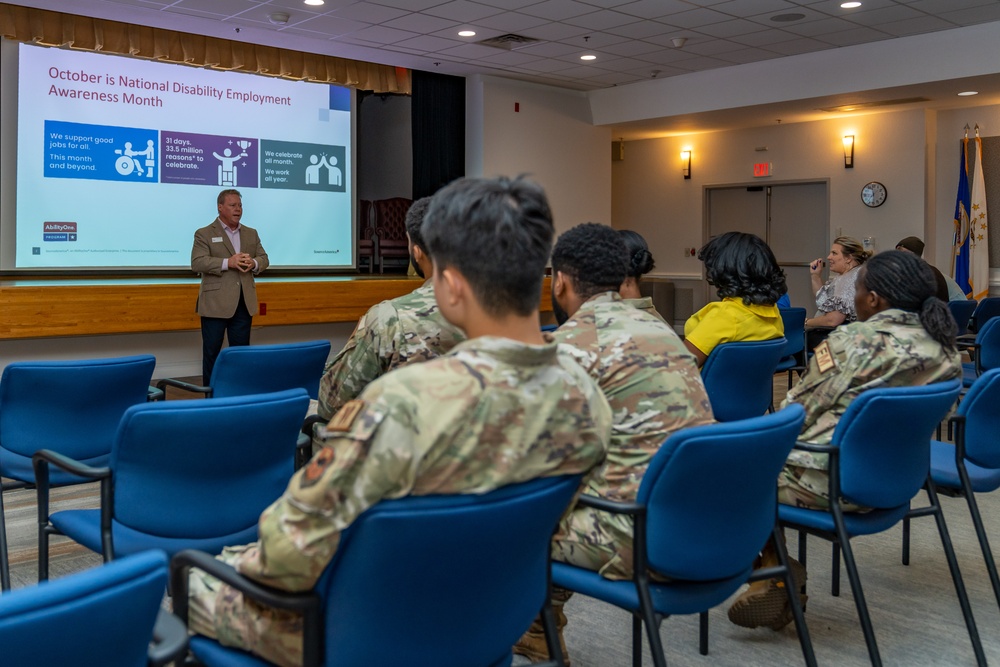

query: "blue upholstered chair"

left=700, top=337, right=787, bottom=422
left=0, top=354, right=156, bottom=591
left=0, top=550, right=187, bottom=666
left=902, top=369, right=1000, bottom=616
left=551, top=406, right=815, bottom=667
left=776, top=307, right=808, bottom=391
left=33, top=389, right=310, bottom=579
left=778, top=380, right=985, bottom=667
left=170, top=475, right=583, bottom=667
left=967, top=296, right=1000, bottom=334
left=156, top=340, right=331, bottom=399
left=949, top=299, right=978, bottom=337
left=960, top=316, right=1000, bottom=388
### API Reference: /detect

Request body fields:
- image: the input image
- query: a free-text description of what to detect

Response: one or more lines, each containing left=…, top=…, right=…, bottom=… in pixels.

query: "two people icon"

left=305, top=154, right=342, bottom=186
left=114, top=140, right=156, bottom=178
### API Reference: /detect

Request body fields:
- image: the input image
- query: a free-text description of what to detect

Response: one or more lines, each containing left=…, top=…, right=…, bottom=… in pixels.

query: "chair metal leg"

left=773, top=526, right=817, bottom=667
left=902, top=515, right=911, bottom=566
left=831, top=510, right=882, bottom=667
left=635, top=578, right=667, bottom=667
left=926, top=481, right=987, bottom=667
left=961, top=483, right=1000, bottom=612
left=699, top=611, right=708, bottom=655
left=0, top=489, right=9, bottom=591
left=798, top=531, right=808, bottom=596
left=831, top=543, right=841, bottom=597
left=632, top=613, right=643, bottom=667
left=540, top=600, right=567, bottom=667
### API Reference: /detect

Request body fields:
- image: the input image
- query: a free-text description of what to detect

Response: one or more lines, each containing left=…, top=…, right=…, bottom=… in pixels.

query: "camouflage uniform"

left=317, top=280, right=464, bottom=419
left=779, top=309, right=961, bottom=510
left=188, top=335, right=613, bottom=667
left=622, top=296, right=667, bottom=323
left=550, top=292, right=714, bottom=579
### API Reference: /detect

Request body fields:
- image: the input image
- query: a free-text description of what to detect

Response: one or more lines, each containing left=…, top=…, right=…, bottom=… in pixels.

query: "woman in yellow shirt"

left=684, top=231, right=786, bottom=366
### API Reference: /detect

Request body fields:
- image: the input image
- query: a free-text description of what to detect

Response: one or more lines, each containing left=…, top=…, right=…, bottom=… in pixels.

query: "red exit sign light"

left=753, top=162, right=772, bottom=177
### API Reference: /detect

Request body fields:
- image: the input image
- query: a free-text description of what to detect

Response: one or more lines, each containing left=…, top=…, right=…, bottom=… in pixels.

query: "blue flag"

left=952, top=139, right=972, bottom=295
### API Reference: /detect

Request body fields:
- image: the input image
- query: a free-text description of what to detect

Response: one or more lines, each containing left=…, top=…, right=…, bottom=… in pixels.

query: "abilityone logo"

left=43, top=222, right=78, bottom=232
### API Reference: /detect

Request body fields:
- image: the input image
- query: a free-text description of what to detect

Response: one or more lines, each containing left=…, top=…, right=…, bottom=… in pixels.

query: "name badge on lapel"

left=212, top=237, right=224, bottom=243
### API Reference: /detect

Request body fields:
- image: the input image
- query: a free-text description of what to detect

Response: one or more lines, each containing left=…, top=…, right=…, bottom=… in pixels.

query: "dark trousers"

left=201, top=289, right=252, bottom=381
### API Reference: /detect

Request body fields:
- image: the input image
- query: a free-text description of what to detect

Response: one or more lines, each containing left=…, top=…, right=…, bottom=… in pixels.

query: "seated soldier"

left=515, top=223, right=715, bottom=664
left=316, top=196, right=464, bottom=421
left=728, top=250, right=961, bottom=631
left=185, top=176, right=613, bottom=667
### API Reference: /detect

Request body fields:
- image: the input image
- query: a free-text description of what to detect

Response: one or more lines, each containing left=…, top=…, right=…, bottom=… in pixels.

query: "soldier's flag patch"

left=814, top=340, right=837, bottom=373
left=326, top=399, right=366, bottom=432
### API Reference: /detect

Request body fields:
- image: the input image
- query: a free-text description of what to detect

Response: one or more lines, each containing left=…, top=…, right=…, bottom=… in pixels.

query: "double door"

left=705, top=182, right=829, bottom=310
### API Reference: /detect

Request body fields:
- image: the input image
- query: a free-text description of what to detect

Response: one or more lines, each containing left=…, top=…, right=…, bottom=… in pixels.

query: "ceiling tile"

left=711, top=0, right=799, bottom=18
left=383, top=12, right=457, bottom=30
left=331, top=2, right=410, bottom=21
left=840, top=4, right=926, bottom=27
left=765, top=36, right=835, bottom=55
left=694, top=18, right=768, bottom=38
left=683, top=37, right=758, bottom=56
left=475, top=11, right=550, bottom=30
left=780, top=16, right=857, bottom=37
left=435, top=41, right=509, bottom=57
left=577, top=0, right=636, bottom=8
left=727, top=28, right=802, bottom=47
left=605, top=20, right=680, bottom=39
left=173, top=0, right=261, bottom=16
left=368, top=0, right=452, bottom=11
left=514, top=57, right=579, bottom=72
left=290, top=14, right=372, bottom=34
left=518, top=0, right=602, bottom=21
left=637, top=47, right=704, bottom=65
left=421, top=0, right=505, bottom=21
left=941, top=4, right=1000, bottom=24
left=476, top=49, right=547, bottom=64
left=392, top=33, right=465, bottom=48
left=521, top=21, right=591, bottom=39
left=670, top=54, right=734, bottom=72
left=614, top=0, right=693, bottom=20
left=513, top=40, right=583, bottom=56
left=468, top=0, right=538, bottom=9
left=819, top=25, right=894, bottom=46
left=600, top=39, right=664, bottom=56
left=663, top=7, right=737, bottom=28
left=878, top=15, right=957, bottom=37
left=563, top=9, right=642, bottom=29
left=911, top=0, right=995, bottom=11
left=555, top=30, right=629, bottom=47
left=744, top=6, right=828, bottom=28
left=263, top=0, right=350, bottom=12
left=347, top=24, right=421, bottom=43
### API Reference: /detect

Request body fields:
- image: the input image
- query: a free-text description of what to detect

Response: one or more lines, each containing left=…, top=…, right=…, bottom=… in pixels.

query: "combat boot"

left=727, top=537, right=807, bottom=630
left=513, top=605, right=570, bottom=666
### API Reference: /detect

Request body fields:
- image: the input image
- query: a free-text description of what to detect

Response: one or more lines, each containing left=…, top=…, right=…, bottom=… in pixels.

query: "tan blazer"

left=191, top=218, right=269, bottom=318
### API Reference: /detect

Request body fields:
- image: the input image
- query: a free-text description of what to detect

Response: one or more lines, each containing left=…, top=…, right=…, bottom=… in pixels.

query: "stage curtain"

left=0, top=2, right=410, bottom=93
left=411, top=70, right=465, bottom=198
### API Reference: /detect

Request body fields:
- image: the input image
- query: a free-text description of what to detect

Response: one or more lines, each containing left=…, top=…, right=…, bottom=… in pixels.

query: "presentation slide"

left=10, top=42, right=354, bottom=271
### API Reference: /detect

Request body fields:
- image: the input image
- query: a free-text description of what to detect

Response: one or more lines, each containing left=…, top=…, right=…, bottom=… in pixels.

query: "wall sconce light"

left=681, top=150, right=692, bottom=179
left=843, top=135, right=855, bottom=169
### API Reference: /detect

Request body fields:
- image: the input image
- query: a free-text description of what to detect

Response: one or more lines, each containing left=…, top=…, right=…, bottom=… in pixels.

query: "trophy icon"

left=237, top=140, right=252, bottom=152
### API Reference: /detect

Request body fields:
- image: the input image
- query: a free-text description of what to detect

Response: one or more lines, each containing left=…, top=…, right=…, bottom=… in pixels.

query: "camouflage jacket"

left=317, top=280, right=464, bottom=419
left=622, top=296, right=667, bottom=323
left=551, top=292, right=714, bottom=577
left=784, top=308, right=961, bottom=470
left=221, top=335, right=612, bottom=592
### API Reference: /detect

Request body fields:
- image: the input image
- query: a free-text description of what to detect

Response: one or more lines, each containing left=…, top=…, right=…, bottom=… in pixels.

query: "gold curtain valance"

left=0, top=2, right=410, bottom=94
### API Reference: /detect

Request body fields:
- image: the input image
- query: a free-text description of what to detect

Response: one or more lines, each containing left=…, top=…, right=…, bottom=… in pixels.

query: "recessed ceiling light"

left=958, top=91, right=979, bottom=96
left=458, top=30, right=476, bottom=37
left=304, top=0, right=324, bottom=6
left=581, top=54, right=597, bottom=61
left=841, top=2, right=862, bottom=8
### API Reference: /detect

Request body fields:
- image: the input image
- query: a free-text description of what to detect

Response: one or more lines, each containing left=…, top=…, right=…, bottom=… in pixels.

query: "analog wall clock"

left=861, top=181, right=887, bottom=208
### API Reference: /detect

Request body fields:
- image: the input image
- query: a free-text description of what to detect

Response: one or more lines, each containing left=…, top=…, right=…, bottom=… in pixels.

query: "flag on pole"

left=952, top=138, right=972, bottom=295
left=968, top=134, right=990, bottom=300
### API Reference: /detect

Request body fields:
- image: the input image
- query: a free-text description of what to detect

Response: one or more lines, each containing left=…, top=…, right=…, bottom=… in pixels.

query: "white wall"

left=467, top=75, right=611, bottom=235
left=612, top=110, right=928, bottom=277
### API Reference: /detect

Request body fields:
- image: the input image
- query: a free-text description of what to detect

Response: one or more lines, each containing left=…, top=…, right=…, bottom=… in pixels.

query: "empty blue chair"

left=967, top=296, right=1000, bottom=334
left=776, top=308, right=808, bottom=391
left=156, top=340, right=331, bottom=399
left=961, top=316, right=1000, bottom=388
left=0, top=550, right=187, bottom=666
left=171, top=475, right=583, bottom=667
left=950, top=299, right=978, bottom=337
left=551, top=406, right=814, bottom=667
left=700, top=337, right=786, bottom=421
left=0, top=354, right=155, bottom=590
left=778, top=380, right=984, bottom=667
left=33, top=389, right=310, bottom=579
left=902, top=369, right=1000, bottom=616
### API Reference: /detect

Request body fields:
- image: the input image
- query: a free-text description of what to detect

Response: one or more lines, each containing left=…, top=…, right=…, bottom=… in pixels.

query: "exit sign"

left=753, top=162, right=772, bottom=178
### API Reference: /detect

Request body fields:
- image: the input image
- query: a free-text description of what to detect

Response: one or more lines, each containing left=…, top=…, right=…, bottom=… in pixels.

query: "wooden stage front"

left=0, top=275, right=554, bottom=340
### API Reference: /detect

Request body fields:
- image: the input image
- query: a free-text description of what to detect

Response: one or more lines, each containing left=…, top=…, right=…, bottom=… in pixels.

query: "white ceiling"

left=20, top=0, right=1000, bottom=137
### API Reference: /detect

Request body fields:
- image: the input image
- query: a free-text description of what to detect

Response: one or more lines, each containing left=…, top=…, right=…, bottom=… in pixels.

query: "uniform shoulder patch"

left=814, top=340, right=837, bottom=373
left=326, top=399, right=366, bottom=432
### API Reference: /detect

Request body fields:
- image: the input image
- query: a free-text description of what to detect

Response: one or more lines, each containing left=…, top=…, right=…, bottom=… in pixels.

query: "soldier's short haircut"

left=217, top=189, right=241, bottom=206
left=698, top=231, right=786, bottom=306
left=422, top=176, right=554, bottom=317
left=551, top=223, right=628, bottom=301
left=404, top=196, right=434, bottom=252
left=860, top=250, right=956, bottom=351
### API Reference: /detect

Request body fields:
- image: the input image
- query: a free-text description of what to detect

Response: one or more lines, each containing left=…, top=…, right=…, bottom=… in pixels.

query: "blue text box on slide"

left=44, top=120, right=159, bottom=183
left=260, top=140, right=346, bottom=193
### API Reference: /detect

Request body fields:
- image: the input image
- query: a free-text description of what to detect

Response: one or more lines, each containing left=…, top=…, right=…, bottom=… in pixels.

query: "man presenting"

left=192, top=189, right=269, bottom=381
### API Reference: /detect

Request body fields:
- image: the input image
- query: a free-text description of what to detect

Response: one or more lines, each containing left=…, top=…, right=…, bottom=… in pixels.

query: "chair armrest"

left=575, top=493, right=645, bottom=516
left=147, top=385, right=165, bottom=402
left=791, top=440, right=837, bottom=454
left=32, top=449, right=111, bottom=481
left=170, top=550, right=323, bottom=667
left=156, top=377, right=213, bottom=398
left=302, top=413, right=326, bottom=436
left=148, top=609, right=189, bottom=667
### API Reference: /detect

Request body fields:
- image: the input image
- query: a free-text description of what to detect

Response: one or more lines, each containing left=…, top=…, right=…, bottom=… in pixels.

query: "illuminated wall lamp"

left=843, top=135, right=855, bottom=169
left=681, top=150, right=692, bottom=179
